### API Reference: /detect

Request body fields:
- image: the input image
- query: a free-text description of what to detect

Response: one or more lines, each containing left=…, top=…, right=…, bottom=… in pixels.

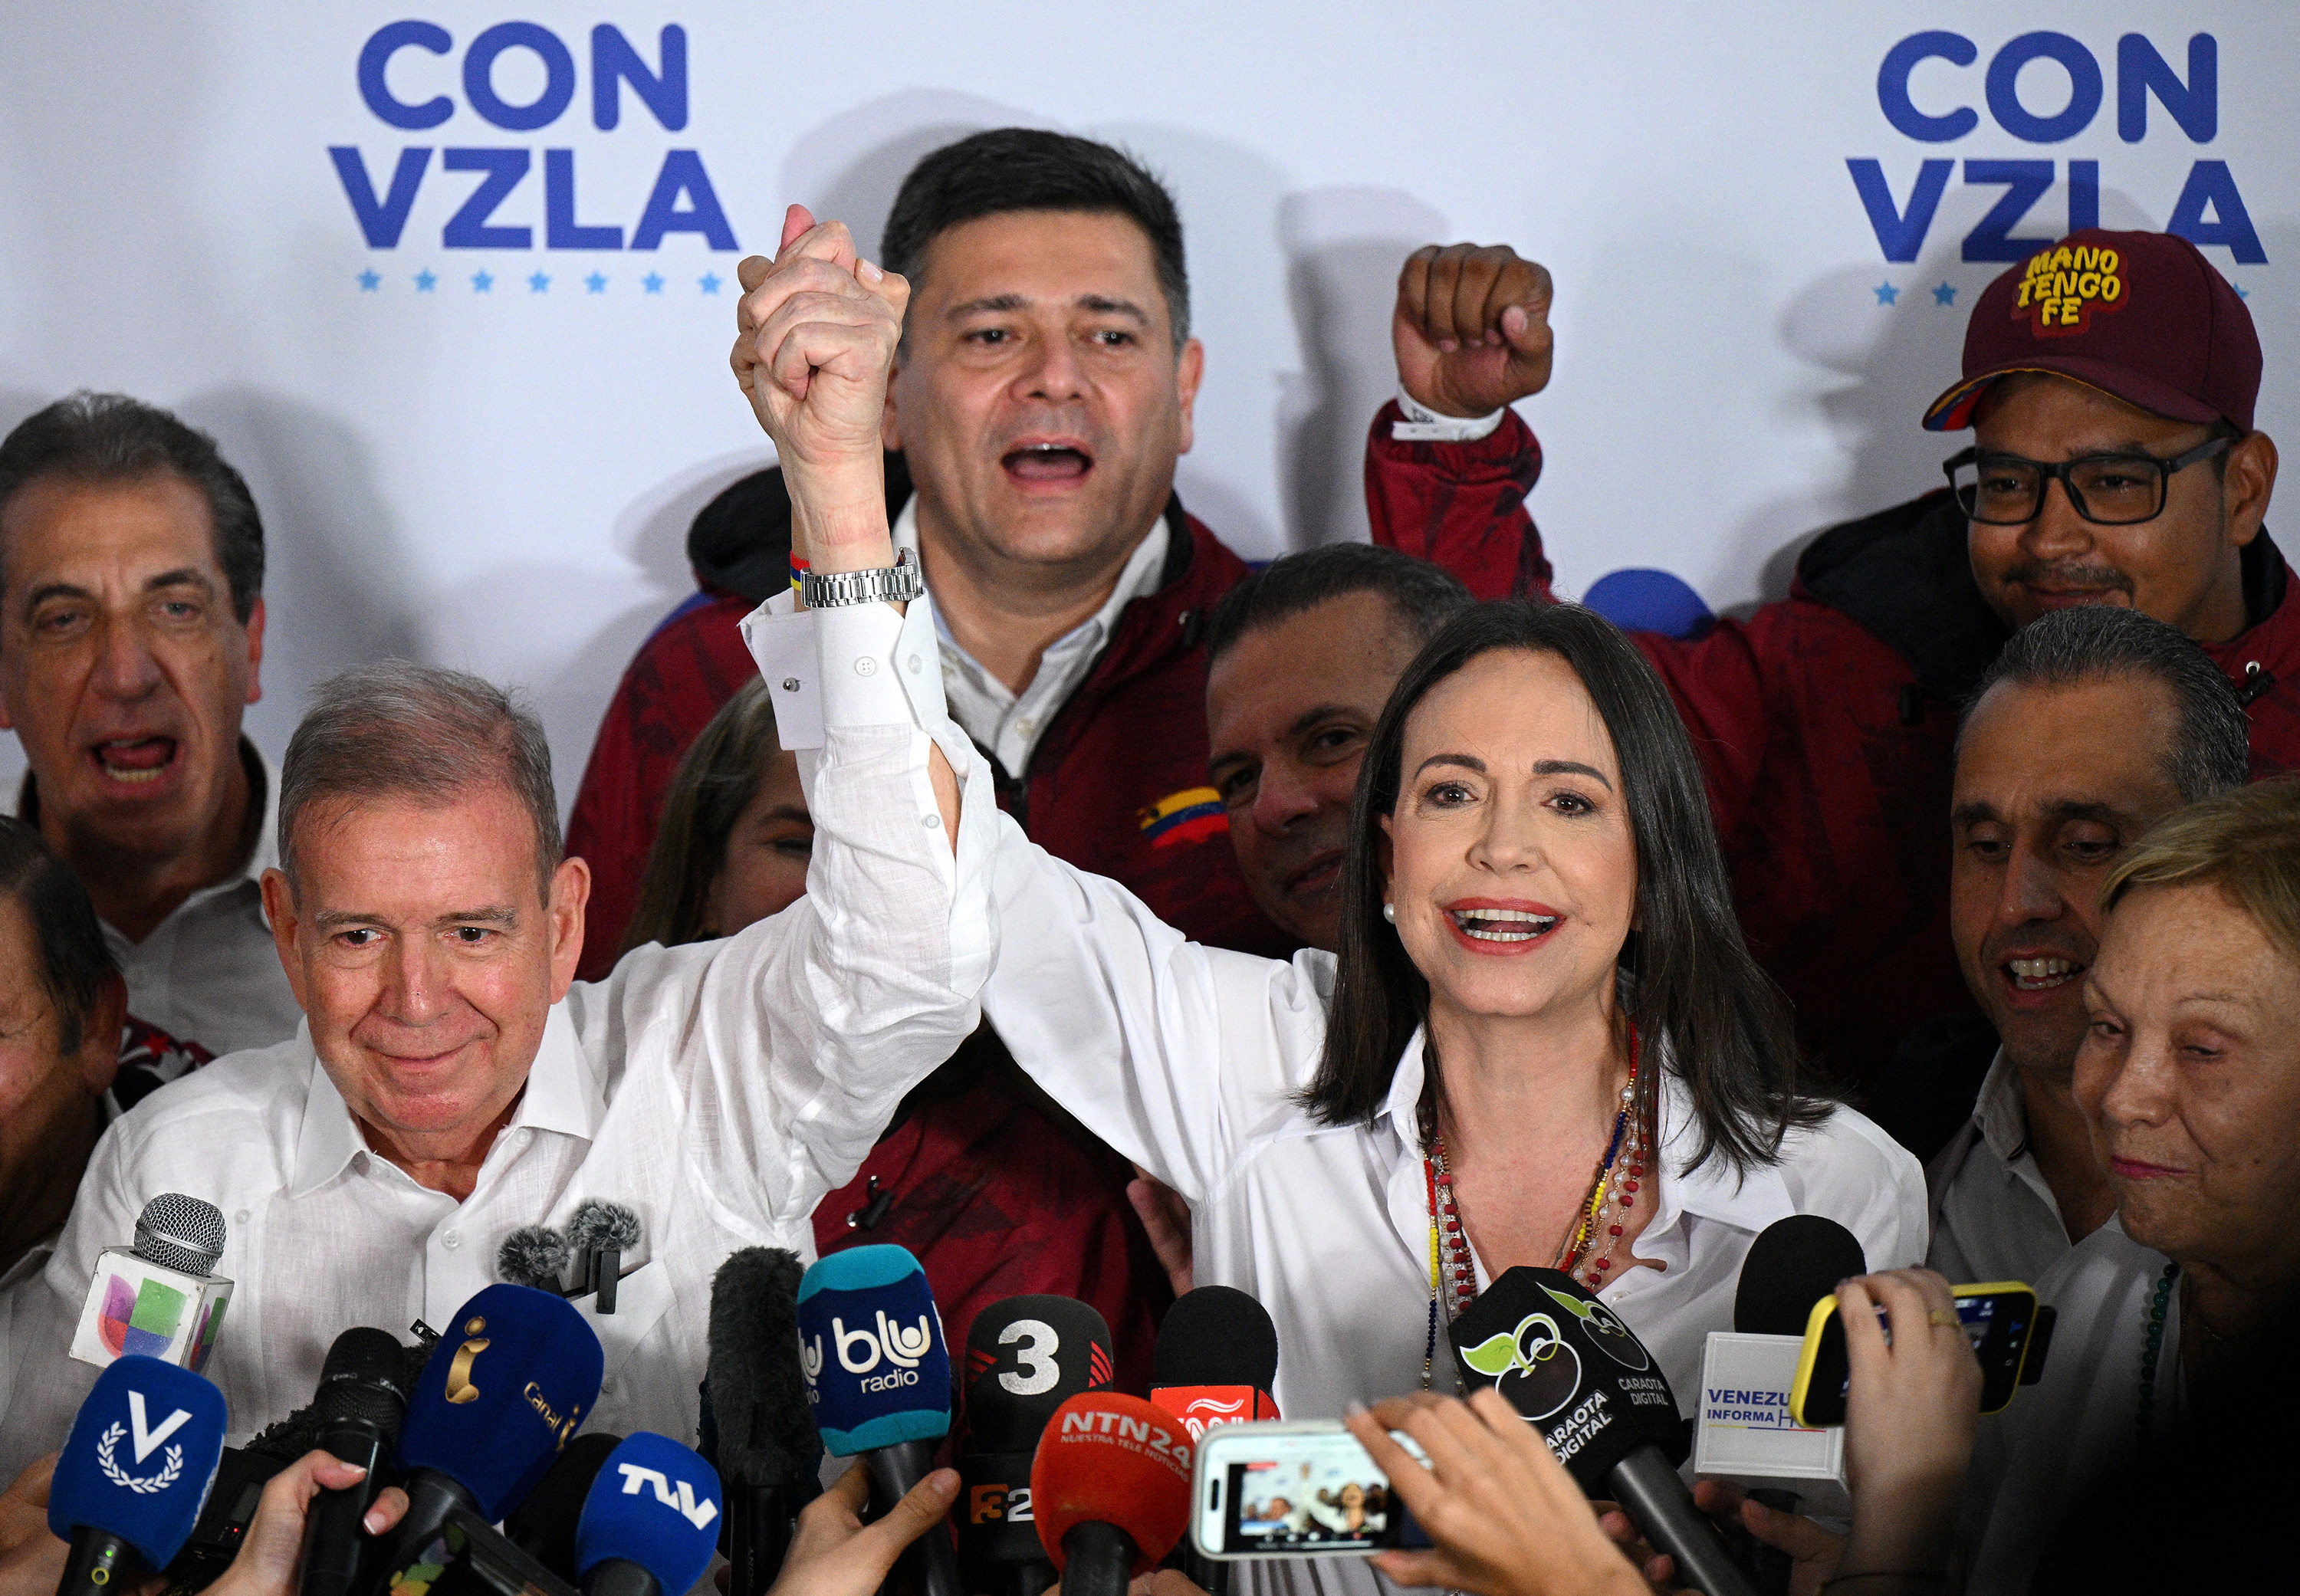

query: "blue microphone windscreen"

left=398, top=1283, right=606, bottom=1521
left=48, top=1355, right=228, bottom=1570
left=575, top=1433, right=724, bottom=1594
left=797, top=1245, right=951, bottom=1455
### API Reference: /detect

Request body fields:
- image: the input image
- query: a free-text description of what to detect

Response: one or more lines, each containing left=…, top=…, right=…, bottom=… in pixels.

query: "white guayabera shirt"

left=0, top=599, right=996, bottom=1479
left=771, top=632, right=1930, bottom=1596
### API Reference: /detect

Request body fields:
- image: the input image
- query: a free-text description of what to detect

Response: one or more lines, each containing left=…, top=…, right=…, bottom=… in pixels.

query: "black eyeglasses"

left=1944, top=435, right=2233, bottom=527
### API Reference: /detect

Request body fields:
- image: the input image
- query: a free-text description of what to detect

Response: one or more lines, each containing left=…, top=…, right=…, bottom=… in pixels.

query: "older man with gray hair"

left=2, top=604, right=985, bottom=1466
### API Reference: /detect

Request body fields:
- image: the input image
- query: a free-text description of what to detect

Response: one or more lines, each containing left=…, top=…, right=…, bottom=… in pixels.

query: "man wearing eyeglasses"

left=1371, top=228, right=2286, bottom=1085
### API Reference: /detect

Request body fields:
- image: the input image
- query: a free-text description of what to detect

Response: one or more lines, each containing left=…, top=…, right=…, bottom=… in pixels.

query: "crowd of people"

left=1, top=123, right=2294, bottom=1594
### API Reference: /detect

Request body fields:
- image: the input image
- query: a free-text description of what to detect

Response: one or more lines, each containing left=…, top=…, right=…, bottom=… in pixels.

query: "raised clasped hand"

left=1392, top=242, right=1555, bottom=419
left=730, top=204, right=910, bottom=559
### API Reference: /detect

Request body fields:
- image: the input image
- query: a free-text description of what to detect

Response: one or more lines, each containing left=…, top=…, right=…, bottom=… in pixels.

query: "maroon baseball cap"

left=1922, top=228, right=2260, bottom=432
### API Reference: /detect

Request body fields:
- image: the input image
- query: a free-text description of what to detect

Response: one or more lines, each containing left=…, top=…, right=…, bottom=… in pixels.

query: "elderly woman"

left=1968, top=777, right=2300, bottom=1589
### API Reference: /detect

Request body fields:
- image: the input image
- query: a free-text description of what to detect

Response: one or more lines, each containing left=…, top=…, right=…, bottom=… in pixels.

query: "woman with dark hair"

left=978, top=599, right=1924, bottom=1461
left=617, top=677, right=812, bottom=958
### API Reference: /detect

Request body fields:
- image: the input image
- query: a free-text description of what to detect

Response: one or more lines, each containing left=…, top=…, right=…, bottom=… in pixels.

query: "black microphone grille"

left=1153, top=1285, right=1278, bottom=1390
left=1733, top=1214, right=1868, bottom=1337
left=136, top=1192, right=226, bottom=1275
left=315, top=1327, right=412, bottom=1427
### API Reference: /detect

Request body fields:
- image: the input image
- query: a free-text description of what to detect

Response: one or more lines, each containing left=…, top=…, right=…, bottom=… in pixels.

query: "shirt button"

left=602, top=1377, right=618, bottom=1395
left=908, top=655, right=923, bottom=674
left=1017, top=718, right=1037, bottom=737
left=442, top=1230, right=462, bottom=1250
left=922, top=814, right=941, bottom=829
left=855, top=656, right=878, bottom=677
left=781, top=677, right=800, bottom=692
left=234, top=1210, right=250, bottom=1224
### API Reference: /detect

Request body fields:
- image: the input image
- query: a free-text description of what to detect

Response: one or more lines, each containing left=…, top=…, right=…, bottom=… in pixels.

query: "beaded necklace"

left=1420, top=1027, right=1644, bottom=1391
left=2136, top=1260, right=2178, bottom=1448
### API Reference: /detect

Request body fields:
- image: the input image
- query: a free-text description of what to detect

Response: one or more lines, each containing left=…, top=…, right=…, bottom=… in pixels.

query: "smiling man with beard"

left=1921, top=604, right=2251, bottom=1286
left=0, top=396, right=299, bottom=1058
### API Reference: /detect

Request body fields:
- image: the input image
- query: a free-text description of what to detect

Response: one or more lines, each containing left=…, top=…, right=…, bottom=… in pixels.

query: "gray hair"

left=1964, top=606, right=2251, bottom=803
left=280, top=661, right=560, bottom=900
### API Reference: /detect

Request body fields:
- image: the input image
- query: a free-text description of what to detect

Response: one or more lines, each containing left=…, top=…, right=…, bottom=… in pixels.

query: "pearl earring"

left=1382, top=903, right=1396, bottom=924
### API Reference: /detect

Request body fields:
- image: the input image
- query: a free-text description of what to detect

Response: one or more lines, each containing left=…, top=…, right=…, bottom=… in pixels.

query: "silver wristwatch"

left=800, top=549, right=925, bottom=609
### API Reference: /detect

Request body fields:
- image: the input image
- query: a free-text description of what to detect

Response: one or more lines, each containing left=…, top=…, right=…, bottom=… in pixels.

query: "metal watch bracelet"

left=800, top=548, right=925, bottom=609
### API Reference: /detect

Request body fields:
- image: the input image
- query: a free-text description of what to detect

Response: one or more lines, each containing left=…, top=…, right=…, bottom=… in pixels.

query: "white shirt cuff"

left=741, top=590, right=954, bottom=750
left=1391, top=385, right=1506, bottom=443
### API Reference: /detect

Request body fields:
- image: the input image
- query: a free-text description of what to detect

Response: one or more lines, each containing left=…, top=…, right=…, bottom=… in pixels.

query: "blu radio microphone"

left=381, top=1282, right=604, bottom=1587
left=573, top=1433, right=724, bottom=1596
left=1028, top=1393, right=1193, bottom=1596
left=797, top=1245, right=960, bottom=1596
left=961, top=1296, right=1115, bottom=1596
left=297, top=1327, right=412, bottom=1596
left=1451, top=1267, right=1757, bottom=1596
left=1693, top=1217, right=1867, bottom=1532
left=708, top=1248, right=821, bottom=1596
left=48, top=1355, right=228, bottom=1594
left=510, top=1433, right=626, bottom=1578
left=1149, top=1286, right=1277, bottom=1596
left=69, top=1194, right=233, bottom=1374
left=569, top=1201, right=643, bottom=1314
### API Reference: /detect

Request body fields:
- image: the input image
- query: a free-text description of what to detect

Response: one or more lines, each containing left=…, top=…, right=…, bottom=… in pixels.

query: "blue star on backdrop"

left=1932, top=281, right=1957, bottom=307
left=414, top=270, right=437, bottom=292
left=699, top=272, right=722, bottom=295
left=586, top=272, right=608, bottom=294
left=528, top=271, right=550, bottom=293
left=642, top=271, right=665, bottom=294
left=358, top=269, right=381, bottom=292
left=472, top=270, right=495, bottom=293
left=2236, top=284, right=2251, bottom=300
left=1873, top=282, right=1900, bottom=307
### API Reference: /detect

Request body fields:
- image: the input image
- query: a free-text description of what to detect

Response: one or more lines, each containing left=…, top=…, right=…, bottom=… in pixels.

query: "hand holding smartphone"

left=1789, top=1281, right=2055, bottom=1427
left=1191, top=1421, right=1428, bottom=1559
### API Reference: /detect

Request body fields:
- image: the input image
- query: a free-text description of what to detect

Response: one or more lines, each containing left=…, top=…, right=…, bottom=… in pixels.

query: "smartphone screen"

left=1792, top=1284, right=2037, bottom=1427
left=1193, top=1423, right=1425, bottom=1559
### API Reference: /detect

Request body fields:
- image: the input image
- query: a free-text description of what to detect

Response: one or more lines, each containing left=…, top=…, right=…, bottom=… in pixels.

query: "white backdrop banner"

left=0, top=3, right=2289, bottom=805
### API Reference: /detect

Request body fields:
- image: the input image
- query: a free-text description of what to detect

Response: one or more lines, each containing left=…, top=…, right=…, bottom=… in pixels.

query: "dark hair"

left=281, top=661, right=560, bottom=902
left=1204, top=544, right=1472, bottom=667
left=1965, top=606, right=2251, bottom=803
left=0, top=393, right=264, bottom=623
left=620, top=678, right=794, bottom=955
left=881, top=128, right=1191, bottom=346
left=1307, top=601, right=1825, bottom=1174
left=0, top=817, right=118, bottom=1056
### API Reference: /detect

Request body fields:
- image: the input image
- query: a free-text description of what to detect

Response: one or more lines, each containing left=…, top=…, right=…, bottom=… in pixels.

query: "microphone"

left=1148, top=1286, right=1278, bottom=1596
left=68, top=1194, right=234, bottom=1374
left=510, top=1433, right=625, bottom=1578
left=960, top=1296, right=1115, bottom=1596
left=501, top=1226, right=575, bottom=1293
left=48, top=1355, right=228, bottom=1594
left=570, top=1201, right=643, bottom=1313
left=1027, top=1393, right=1193, bottom=1596
left=1451, top=1266, right=1756, bottom=1596
left=379, top=1283, right=605, bottom=1586
left=573, top=1433, right=724, bottom=1596
left=797, top=1245, right=959, bottom=1596
left=1693, top=1217, right=1867, bottom=1535
left=297, top=1328, right=411, bottom=1596
left=708, top=1248, right=821, bottom=1596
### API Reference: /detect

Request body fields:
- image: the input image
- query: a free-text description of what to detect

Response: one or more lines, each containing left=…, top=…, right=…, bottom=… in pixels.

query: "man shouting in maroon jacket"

left=1372, top=229, right=2286, bottom=1085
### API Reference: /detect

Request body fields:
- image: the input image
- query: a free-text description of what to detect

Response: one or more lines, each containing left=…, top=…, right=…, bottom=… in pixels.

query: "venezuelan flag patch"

left=1138, top=786, right=1227, bottom=849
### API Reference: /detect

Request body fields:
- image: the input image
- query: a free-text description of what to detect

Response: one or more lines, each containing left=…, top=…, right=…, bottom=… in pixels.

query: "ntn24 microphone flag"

left=575, top=1433, right=723, bottom=1594
left=49, top=1355, right=228, bottom=1571
left=797, top=1245, right=951, bottom=1455
left=399, top=1283, right=606, bottom=1522
left=1029, top=1393, right=1193, bottom=1576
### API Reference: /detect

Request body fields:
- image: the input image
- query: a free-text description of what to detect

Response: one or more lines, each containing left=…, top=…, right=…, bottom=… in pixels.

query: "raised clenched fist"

left=1392, top=243, right=1555, bottom=419
left=731, top=204, right=909, bottom=560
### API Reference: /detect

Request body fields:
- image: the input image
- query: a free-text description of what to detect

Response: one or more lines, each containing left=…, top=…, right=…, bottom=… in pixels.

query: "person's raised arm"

left=731, top=204, right=957, bottom=839
left=1368, top=243, right=1553, bottom=601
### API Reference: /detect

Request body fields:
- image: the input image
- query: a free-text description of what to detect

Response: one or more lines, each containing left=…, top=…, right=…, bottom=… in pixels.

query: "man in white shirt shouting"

left=0, top=212, right=988, bottom=1470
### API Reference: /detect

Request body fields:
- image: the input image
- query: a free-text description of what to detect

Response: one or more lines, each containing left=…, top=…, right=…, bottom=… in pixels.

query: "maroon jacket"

left=1368, top=404, right=2300, bottom=1085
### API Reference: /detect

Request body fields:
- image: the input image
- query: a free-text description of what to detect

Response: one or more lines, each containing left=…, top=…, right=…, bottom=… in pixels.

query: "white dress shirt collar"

left=892, top=497, right=1171, bottom=773
left=287, top=1007, right=602, bottom=1199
